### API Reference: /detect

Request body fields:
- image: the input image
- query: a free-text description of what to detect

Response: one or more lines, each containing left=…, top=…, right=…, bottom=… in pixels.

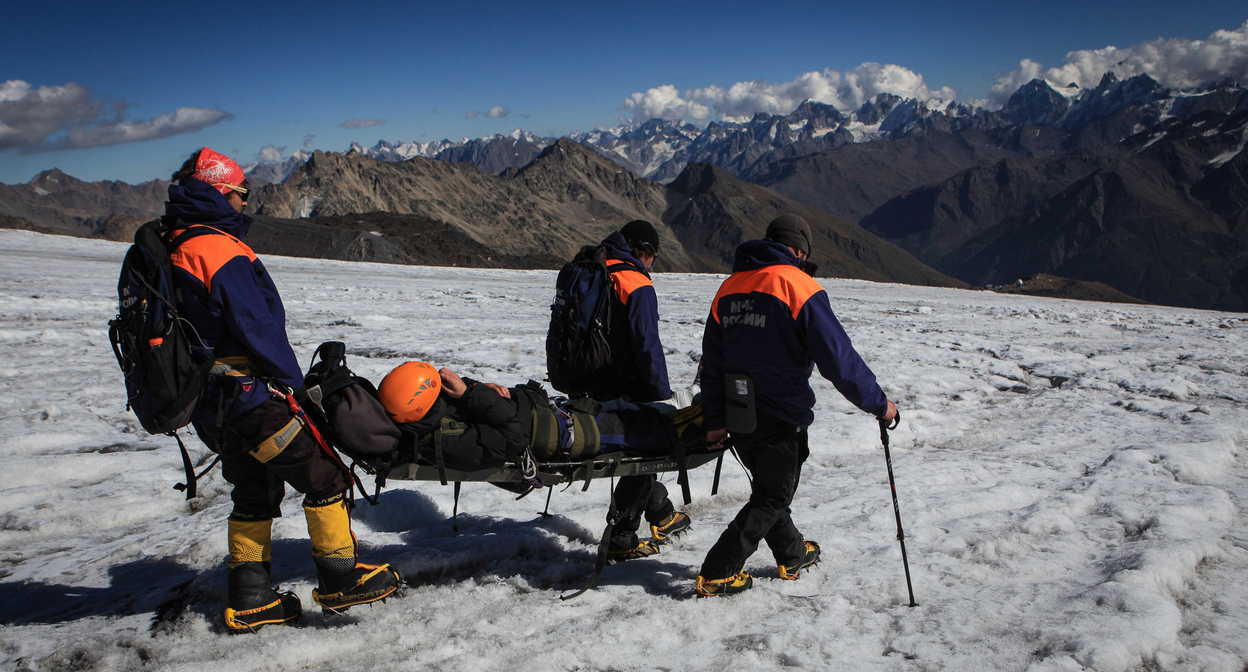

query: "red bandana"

left=190, top=147, right=244, bottom=196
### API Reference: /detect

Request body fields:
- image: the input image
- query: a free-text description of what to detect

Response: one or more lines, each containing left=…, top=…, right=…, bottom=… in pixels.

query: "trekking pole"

left=879, top=412, right=917, bottom=608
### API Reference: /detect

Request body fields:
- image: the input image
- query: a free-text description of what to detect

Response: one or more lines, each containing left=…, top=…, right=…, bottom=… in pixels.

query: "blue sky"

left=2, top=1, right=1246, bottom=184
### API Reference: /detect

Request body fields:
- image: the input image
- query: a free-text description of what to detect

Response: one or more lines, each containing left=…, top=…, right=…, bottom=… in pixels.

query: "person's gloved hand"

left=706, top=427, right=728, bottom=450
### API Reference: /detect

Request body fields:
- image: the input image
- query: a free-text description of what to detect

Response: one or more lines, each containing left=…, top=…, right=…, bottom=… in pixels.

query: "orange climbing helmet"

left=377, top=361, right=441, bottom=423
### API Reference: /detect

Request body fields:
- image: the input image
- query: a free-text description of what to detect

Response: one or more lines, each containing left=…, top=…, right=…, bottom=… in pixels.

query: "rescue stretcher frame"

left=383, top=448, right=727, bottom=599
left=387, top=450, right=723, bottom=488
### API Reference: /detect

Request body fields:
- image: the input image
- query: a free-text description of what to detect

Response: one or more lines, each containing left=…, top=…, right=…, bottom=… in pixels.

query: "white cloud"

left=256, top=144, right=286, bottom=162
left=303, top=134, right=316, bottom=147
left=467, top=106, right=512, bottom=119
left=622, top=85, right=711, bottom=121
left=989, top=21, right=1248, bottom=107
left=624, top=64, right=956, bottom=122
left=339, top=119, right=387, bottom=129
left=0, top=80, right=231, bottom=153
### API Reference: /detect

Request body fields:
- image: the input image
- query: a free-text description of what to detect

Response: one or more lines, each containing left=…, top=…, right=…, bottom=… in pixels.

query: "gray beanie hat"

left=766, top=214, right=811, bottom=256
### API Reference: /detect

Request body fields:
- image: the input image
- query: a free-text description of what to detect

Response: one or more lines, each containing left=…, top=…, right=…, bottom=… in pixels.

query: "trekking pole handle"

left=879, top=410, right=901, bottom=447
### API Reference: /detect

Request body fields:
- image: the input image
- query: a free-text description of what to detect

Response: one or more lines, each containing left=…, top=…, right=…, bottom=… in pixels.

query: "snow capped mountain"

left=434, top=131, right=553, bottom=174
left=1054, top=72, right=1169, bottom=132
left=243, top=150, right=312, bottom=185
left=243, top=77, right=1248, bottom=187
left=346, top=139, right=463, bottom=162
left=571, top=118, right=703, bottom=179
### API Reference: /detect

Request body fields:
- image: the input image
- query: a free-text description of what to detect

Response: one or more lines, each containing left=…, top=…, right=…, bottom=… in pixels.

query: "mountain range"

left=247, top=138, right=957, bottom=286
left=855, top=75, right=1248, bottom=310
left=2, top=74, right=1246, bottom=309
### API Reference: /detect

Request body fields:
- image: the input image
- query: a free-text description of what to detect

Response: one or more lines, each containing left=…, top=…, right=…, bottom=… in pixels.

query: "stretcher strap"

left=712, top=452, right=724, bottom=496
left=658, top=414, right=691, bottom=505
left=434, top=425, right=447, bottom=486
left=452, top=481, right=462, bottom=533
left=171, top=430, right=220, bottom=499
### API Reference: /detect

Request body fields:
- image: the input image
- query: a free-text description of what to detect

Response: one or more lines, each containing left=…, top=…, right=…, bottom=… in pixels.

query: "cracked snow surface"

left=1, top=230, right=1246, bottom=671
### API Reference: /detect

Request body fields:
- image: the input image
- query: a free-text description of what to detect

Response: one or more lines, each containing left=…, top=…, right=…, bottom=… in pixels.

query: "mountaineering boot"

left=223, top=519, right=301, bottom=633
left=695, top=571, right=754, bottom=597
left=313, top=562, right=404, bottom=612
left=778, top=540, right=821, bottom=580
left=650, top=511, right=691, bottom=546
left=608, top=539, right=660, bottom=563
left=305, top=494, right=401, bottom=613
left=224, top=562, right=303, bottom=633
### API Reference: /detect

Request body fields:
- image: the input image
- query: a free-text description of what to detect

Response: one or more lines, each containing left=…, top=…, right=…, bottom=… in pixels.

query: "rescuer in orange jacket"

left=694, top=214, right=898, bottom=597
left=165, top=148, right=399, bottom=631
left=582, top=221, right=690, bottom=560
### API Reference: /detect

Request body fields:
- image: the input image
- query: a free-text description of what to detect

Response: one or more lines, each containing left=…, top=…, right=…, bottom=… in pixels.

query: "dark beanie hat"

left=620, top=219, right=660, bottom=253
left=766, top=214, right=811, bottom=256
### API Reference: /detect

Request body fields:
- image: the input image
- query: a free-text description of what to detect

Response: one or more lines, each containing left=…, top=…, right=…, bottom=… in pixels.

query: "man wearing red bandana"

left=164, top=148, right=400, bottom=632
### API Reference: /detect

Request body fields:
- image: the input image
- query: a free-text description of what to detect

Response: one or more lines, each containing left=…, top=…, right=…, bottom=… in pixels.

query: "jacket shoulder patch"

left=170, top=232, right=258, bottom=293
left=609, top=267, right=652, bottom=304
left=712, top=265, right=821, bottom=321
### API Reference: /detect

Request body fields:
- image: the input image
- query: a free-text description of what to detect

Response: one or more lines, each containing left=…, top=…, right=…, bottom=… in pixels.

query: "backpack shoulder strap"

left=605, top=261, right=643, bottom=274
left=168, top=224, right=228, bottom=251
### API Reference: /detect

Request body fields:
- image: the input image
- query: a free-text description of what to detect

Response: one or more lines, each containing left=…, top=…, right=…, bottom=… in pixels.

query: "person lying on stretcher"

left=375, top=362, right=705, bottom=473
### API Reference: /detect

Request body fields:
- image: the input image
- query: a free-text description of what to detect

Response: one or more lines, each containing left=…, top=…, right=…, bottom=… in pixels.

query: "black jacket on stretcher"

left=397, top=382, right=679, bottom=471
left=701, top=239, right=888, bottom=431
left=400, top=383, right=532, bottom=471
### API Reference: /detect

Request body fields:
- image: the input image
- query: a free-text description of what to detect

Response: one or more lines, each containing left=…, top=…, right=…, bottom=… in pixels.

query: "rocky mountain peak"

left=30, top=168, right=73, bottom=187
left=880, top=98, right=925, bottom=134
left=1001, top=79, right=1071, bottom=126
left=787, top=100, right=844, bottom=122
left=521, top=137, right=613, bottom=174
left=1059, top=72, right=1165, bottom=130
left=667, top=161, right=737, bottom=196
left=856, top=94, right=904, bottom=125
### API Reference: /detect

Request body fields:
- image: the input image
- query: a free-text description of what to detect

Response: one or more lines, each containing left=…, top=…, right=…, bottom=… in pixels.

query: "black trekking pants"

left=195, top=396, right=349, bottom=521
left=699, top=411, right=809, bottom=580
left=609, top=475, right=674, bottom=550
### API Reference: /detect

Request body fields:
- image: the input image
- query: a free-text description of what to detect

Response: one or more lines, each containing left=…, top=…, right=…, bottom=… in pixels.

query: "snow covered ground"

left=1, top=229, right=1246, bottom=672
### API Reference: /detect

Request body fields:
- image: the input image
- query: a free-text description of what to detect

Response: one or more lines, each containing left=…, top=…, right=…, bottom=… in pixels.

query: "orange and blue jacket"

left=164, top=179, right=302, bottom=422
left=702, top=239, right=887, bottom=430
left=597, top=232, right=671, bottom=402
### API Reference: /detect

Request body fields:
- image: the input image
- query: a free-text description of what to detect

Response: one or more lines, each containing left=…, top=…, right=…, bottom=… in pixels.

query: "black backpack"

left=109, top=219, right=219, bottom=433
left=109, top=218, right=221, bottom=497
left=302, top=343, right=403, bottom=466
left=545, top=245, right=642, bottom=395
left=301, top=341, right=405, bottom=503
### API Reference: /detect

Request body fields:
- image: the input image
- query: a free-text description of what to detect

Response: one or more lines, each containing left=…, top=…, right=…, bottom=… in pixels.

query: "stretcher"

left=383, top=447, right=728, bottom=599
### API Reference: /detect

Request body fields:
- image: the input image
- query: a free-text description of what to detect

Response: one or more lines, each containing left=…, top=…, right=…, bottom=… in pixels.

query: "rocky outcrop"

left=0, top=169, right=167, bottom=240
left=250, top=141, right=699, bottom=271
